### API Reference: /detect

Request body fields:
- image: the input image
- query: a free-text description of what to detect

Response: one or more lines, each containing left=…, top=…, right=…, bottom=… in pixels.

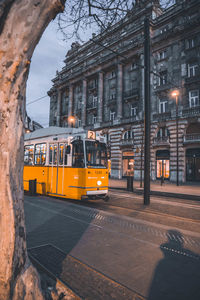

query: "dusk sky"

left=26, top=19, right=67, bottom=127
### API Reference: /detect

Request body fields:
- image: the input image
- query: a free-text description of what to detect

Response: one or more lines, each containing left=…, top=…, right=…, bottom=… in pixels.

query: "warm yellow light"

left=68, top=116, right=75, bottom=123
left=171, top=90, right=179, bottom=97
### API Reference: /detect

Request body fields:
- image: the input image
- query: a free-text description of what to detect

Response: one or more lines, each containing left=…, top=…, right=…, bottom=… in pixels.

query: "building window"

left=123, top=130, right=133, bottom=140
left=159, top=71, right=167, bottom=86
left=110, top=111, right=115, bottom=121
left=77, top=100, right=82, bottom=110
left=110, top=71, right=116, bottom=78
left=158, top=50, right=166, bottom=60
left=188, top=63, right=198, bottom=77
left=78, top=119, right=82, bottom=127
left=157, top=127, right=169, bottom=138
left=93, top=115, right=97, bottom=124
left=110, top=93, right=116, bottom=100
left=131, top=105, right=137, bottom=116
left=159, top=100, right=168, bottom=113
left=77, top=85, right=82, bottom=93
left=189, top=90, right=199, bottom=107
left=160, top=26, right=168, bottom=34
left=131, top=63, right=137, bottom=70
left=185, top=38, right=196, bottom=49
left=92, top=96, right=98, bottom=107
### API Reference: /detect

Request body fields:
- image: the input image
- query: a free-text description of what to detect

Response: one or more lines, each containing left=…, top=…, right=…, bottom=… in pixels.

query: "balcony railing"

left=88, top=83, right=97, bottom=90
left=153, top=136, right=169, bottom=145
left=153, top=112, right=171, bottom=121
left=182, top=106, right=200, bottom=117
left=184, top=134, right=200, bottom=143
left=120, top=139, right=134, bottom=147
left=121, top=116, right=137, bottom=124
left=123, top=88, right=139, bottom=99
left=87, top=101, right=98, bottom=109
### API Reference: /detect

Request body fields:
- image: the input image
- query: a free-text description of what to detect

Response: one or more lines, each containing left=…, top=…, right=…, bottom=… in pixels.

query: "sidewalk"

left=109, top=178, right=200, bottom=199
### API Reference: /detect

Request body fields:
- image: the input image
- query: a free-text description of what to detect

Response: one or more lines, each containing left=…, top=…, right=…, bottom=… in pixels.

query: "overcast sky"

left=26, top=19, right=72, bottom=127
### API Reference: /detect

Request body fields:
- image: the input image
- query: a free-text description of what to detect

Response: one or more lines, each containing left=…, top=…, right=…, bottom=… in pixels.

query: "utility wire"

left=27, top=95, right=48, bottom=106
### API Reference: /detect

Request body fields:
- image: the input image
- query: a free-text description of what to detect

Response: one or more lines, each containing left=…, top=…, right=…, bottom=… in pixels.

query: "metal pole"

left=140, top=130, right=144, bottom=188
left=176, top=96, right=179, bottom=186
left=144, top=17, right=151, bottom=205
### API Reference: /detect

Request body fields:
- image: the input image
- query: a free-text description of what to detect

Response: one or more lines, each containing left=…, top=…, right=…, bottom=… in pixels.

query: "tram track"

left=65, top=195, right=200, bottom=224
left=60, top=190, right=200, bottom=233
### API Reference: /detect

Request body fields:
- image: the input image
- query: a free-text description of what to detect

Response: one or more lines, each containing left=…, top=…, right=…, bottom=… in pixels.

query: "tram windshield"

left=85, top=140, right=107, bottom=168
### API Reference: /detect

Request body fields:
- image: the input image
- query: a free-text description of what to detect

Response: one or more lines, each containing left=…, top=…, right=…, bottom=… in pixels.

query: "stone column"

left=81, top=79, right=87, bottom=127
left=98, top=72, right=103, bottom=124
left=68, top=84, right=73, bottom=117
left=56, top=89, right=62, bottom=127
left=117, top=63, right=123, bottom=120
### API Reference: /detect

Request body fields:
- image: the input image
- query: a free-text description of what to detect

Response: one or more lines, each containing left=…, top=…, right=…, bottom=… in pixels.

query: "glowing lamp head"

left=97, top=180, right=102, bottom=186
left=69, top=116, right=75, bottom=122
left=171, top=90, right=179, bottom=98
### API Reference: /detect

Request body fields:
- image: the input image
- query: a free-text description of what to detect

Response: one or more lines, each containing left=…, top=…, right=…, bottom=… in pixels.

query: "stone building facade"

left=48, top=0, right=200, bottom=183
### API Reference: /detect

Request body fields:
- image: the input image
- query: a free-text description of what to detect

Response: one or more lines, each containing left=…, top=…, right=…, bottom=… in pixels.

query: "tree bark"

left=0, top=0, right=65, bottom=299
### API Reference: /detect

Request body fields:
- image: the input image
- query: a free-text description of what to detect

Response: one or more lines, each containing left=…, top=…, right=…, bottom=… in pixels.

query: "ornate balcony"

left=123, top=88, right=139, bottom=100
left=86, top=101, right=98, bottom=110
left=153, top=136, right=169, bottom=146
left=153, top=112, right=171, bottom=121
left=120, top=116, right=137, bottom=124
left=120, top=138, right=134, bottom=147
left=183, top=134, right=200, bottom=143
left=182, top=106, right=200, bottom=117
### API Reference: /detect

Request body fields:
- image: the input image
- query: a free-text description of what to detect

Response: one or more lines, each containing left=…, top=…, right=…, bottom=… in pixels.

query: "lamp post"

left=171, top=90, right=179, bottom=186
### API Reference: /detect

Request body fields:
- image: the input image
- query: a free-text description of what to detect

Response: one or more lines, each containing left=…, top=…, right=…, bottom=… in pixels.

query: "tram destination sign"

left=87, top=131, right=96, bottom=139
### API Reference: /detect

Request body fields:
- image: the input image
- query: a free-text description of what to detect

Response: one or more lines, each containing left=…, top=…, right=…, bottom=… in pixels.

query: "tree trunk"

left=0, top=1, right=65, bottom=299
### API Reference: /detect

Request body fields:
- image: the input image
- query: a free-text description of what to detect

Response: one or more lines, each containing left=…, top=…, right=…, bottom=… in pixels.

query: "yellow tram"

left=24, top=127, right=109, bottom=201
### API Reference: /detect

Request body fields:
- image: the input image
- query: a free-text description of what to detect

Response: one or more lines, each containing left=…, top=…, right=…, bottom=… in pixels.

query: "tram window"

left=59, top=144, right=64, bottom=165
left=85, top=141, right=107, bottom=168
left=64, top=144, right=70, bottom=165
left=66, top=145, right=71, bottom=154
left=24, top=145, right=34, bottom=165
left=34, top=143, right=46, bottom=165
left=49, top=144, right=58, bottom=165
left=72, top=141, right=84, bottom=168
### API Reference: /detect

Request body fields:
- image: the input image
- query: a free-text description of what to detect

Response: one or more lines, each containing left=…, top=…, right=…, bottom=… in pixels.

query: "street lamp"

left=171, top=90, right=179, bottom=186
left=68, top=116, right=75, bottom=128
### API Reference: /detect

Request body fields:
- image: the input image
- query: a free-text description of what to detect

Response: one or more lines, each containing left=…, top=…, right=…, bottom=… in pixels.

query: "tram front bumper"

left=86, top=190, right=108, bottom=196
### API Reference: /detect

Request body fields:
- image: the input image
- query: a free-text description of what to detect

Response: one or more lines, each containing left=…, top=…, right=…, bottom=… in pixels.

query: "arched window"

left=123, top=130, right=133, bottom=140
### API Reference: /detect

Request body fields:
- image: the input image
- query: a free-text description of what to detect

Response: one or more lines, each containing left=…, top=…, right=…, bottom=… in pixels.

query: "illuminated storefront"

left=156, top=150, right=170, bottom=179
left=122, top=152, right=134, bottom=177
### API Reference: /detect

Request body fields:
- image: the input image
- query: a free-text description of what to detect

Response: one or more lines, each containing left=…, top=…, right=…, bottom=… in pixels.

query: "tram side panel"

left=56, top=167, right=86, bottom=200
left=24, top=165, right=48, bottom=195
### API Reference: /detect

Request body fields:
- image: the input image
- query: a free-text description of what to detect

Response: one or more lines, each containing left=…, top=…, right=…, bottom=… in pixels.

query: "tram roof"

left=25, top=126, right=85, bottom=141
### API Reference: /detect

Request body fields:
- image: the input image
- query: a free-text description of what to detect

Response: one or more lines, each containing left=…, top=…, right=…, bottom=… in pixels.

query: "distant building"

left=48, top=0, right=200, bottom=183
left=25, top=114, right=43, bottom=133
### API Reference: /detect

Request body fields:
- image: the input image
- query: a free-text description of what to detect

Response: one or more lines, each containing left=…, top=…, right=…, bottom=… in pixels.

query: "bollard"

left=29, top=179, right=37, bottom=196
left=127, top=176, right=133, bottom=192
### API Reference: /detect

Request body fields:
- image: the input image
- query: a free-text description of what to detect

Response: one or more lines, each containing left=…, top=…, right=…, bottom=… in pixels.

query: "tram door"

left=48, top=143, right=70, bottom=195
left=48, top=143, right=59, bottom=195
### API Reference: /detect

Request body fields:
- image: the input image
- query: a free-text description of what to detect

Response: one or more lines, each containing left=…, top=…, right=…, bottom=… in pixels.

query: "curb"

left=109, top=187, right=200, bottom=201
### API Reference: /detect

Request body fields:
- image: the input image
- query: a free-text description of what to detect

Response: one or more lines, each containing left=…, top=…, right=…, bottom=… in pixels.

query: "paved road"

left=25, top=193, right=200, bottom=300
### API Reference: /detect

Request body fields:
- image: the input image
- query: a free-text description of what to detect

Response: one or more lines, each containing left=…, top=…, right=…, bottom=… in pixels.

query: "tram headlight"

left=97, top=180, right=102, bottom=186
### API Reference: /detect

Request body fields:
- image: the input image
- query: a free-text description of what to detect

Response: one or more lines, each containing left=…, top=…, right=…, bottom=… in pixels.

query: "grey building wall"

left=48, top=0, right=200, bottom=183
